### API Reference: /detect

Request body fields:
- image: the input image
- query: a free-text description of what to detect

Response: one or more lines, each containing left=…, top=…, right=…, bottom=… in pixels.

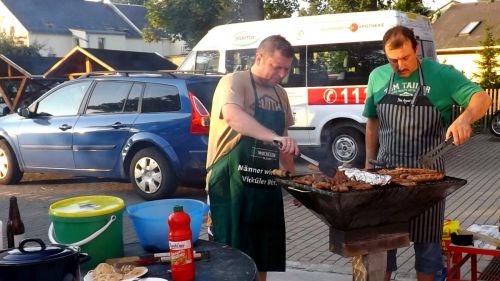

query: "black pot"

left=0, top=238, right=90, bottom=281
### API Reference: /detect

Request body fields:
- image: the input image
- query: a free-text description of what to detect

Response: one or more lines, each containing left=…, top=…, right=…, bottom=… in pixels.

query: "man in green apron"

left=206, top=35, right=299, bottom=281
left=364, top=26, right=491, bottom=281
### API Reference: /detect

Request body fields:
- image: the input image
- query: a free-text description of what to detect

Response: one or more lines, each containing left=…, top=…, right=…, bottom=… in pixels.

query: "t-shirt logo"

left=255, top=94, right=283, bottom=111
left=385, top=82, right=431, bottom=96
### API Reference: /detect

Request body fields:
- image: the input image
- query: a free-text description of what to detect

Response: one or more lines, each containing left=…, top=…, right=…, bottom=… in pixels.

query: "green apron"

left=208, top=71, right=286, bottom=271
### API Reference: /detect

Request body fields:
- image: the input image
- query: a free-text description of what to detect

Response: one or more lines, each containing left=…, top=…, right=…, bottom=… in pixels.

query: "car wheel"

left=325, top=126, right=365, bottom=168
left=130, top=147, right=178, bottom=200
left=0, top=140, right=23, bottom=184
left=489, top=112, right=500, bottom=137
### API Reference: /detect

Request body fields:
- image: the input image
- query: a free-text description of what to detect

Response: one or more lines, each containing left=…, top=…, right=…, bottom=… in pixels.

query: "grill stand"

left=329, top=224, right=410, bottom=281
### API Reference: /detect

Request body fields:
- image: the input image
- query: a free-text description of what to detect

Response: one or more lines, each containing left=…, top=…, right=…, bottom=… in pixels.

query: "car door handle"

left=59, top=124, right=72, bottom=131
left=111, top=122, right=127, bottom=129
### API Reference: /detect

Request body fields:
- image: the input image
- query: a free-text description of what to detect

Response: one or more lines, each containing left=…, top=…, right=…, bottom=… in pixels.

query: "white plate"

left=83, top=267, right=148, bottom=281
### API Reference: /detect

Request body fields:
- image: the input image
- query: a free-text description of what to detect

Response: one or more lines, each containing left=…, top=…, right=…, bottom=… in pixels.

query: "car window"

left=85, top=81, right=133, bottom=114
left=36, top=81, right=91, bottom=116
left=187, top=79, right=220, bottom=112
left=142, top=83, right=180, bottom=113
left=124, top=83, right=143, bottom=113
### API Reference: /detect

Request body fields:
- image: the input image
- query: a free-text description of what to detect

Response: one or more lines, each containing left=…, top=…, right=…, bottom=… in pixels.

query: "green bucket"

left=48, top=196, right=124, bottom=270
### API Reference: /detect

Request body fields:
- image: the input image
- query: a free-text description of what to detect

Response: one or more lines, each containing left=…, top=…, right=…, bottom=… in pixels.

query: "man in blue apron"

left=206, top=35, right=299, bottom=281
left=363, top=26, right=491, bottom=281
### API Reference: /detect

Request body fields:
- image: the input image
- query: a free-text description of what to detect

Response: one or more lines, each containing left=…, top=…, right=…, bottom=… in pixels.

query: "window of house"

left=459, top=21, right=481, bottom=36
left=98, top=37, right=105, bottom=49
left=141, top=83, right=180, bottom=113
left=74, top=37, right=80, bottom=47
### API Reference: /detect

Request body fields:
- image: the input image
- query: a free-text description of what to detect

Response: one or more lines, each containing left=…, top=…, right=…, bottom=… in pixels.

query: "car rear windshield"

left=187, top=79, right=220, bottom=111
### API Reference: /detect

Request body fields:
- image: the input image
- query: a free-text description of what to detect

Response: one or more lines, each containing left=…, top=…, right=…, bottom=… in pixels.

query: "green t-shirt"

left=363, top=59, right=482, bottom=126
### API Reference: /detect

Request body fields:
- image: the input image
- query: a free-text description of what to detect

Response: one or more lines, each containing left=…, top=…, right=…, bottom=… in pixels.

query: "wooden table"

left=446, top=244, right=500, bottom=281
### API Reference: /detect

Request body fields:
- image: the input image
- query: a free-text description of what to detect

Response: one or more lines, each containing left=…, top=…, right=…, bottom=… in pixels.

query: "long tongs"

left=273, top=140, right=337, bottom=177
left=418, top=138, right=455, bottom=169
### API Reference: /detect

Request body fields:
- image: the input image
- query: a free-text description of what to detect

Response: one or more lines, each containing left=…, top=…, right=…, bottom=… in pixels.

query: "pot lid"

left=0, top=239, right=77, bottom=265
left=48, top=195, right=124, bottom=217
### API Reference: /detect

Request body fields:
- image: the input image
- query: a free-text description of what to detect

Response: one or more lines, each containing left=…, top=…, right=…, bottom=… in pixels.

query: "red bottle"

left=168, top=205, right=195, bottom=281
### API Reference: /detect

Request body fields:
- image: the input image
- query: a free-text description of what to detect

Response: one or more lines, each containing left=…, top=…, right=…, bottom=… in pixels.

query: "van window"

left=226, top=48, right=307, bottom=87
left=307, top=41, right=386, bottom=86
left=195, top=51, right=219, bottom=72
left=226, top=49, right=255, bottom=72
left=419, top=40, right=436, bottom=61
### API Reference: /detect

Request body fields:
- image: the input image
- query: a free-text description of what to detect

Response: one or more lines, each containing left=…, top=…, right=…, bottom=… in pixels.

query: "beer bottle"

left=7, top=196, right=25, bottom=248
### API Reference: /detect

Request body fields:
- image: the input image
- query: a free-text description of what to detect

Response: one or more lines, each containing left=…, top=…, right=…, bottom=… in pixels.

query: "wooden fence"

left=452, top=88, right=499, bottom=132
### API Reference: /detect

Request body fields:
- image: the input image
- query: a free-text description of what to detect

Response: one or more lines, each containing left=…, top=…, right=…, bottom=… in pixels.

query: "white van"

left=179, top=10, right=437, bottom=166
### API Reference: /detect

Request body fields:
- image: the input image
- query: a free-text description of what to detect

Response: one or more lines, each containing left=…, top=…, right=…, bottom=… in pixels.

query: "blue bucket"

left=127, top=199, right=208, bottom=252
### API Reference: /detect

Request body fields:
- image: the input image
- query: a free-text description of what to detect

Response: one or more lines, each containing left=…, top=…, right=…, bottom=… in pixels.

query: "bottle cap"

left=173, top=205, right=183, bottom=212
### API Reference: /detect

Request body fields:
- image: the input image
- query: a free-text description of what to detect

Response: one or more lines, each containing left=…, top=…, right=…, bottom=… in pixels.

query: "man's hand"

left=447, top=91, right=491, bottom=145
left=446, top=117, right=472, bottom=145
left=273, top=136, right=300, bottom=156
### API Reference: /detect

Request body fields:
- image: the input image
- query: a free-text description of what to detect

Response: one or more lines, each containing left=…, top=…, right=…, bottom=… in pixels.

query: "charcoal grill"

left=276, top=175, right=467, bottom=280
left=277, top=176, right=466, bottom=232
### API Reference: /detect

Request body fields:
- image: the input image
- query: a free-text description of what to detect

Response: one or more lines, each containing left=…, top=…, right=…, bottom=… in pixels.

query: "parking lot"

left=0, top=133, right=499, bottom=280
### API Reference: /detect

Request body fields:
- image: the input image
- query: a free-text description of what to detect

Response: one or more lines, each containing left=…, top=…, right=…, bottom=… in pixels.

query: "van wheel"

left=325, top=127, right=365, bottom=168
left=0, top=140, right=23, bottom=184
left=130, top=147, right=178, bottom=200
left=489, top=111, right=500, bottom=137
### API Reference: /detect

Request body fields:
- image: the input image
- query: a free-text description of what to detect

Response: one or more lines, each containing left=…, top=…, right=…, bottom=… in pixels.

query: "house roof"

left=45, top=47, right=177, bottom=77
left=1, top=0, right=142, bottom=38
left=0, top=55, right=60, bottom=78
left=114, top=3, right=148, bottom=30
left=432, top=1, right=500, bottom=50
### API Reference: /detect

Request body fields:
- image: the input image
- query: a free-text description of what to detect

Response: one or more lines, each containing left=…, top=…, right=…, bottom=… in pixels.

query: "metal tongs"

left=273, top=140, right=337, bottom=177
left=418, top=138, right=455, bottom=169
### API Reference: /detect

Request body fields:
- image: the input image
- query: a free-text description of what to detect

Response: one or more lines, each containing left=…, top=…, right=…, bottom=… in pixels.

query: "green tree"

left=144, top=0, right=299, bottom=48
left=472, top=24, right=500, bottom=88
left=0, top=32, right=42, bottom=56
left=264, top=0, right=300, bottom=19
left=300, top=0, right=431, bottom=16
left=143, top=0, right=235, bottom=48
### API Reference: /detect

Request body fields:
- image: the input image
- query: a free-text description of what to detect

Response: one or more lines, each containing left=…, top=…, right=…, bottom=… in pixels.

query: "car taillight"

left=189, top=91, right=210, bottom=134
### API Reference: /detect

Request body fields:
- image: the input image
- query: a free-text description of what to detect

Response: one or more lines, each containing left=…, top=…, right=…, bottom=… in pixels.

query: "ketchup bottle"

left=168, top=205, right=195, bottom=281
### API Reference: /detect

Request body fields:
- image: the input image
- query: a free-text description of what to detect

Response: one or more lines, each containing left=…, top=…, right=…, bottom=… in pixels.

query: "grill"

left=276, top=175, right=467, bottom=256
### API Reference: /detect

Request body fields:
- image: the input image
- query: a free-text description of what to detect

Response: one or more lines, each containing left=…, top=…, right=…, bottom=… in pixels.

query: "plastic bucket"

left=48, top=196, right=124, bottom=270
left=127, top=199, right=208, bottom=252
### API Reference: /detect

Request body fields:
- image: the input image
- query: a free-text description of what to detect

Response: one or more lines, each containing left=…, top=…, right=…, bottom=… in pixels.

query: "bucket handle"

left=48, top=215, right=117, bottom=247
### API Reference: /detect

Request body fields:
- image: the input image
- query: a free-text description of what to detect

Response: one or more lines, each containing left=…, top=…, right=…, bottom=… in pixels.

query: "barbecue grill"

left=276, top=175, right=467, bottom=256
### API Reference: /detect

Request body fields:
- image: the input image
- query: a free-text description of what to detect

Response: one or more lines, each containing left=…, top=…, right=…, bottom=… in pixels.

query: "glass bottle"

left=7, top=196, right=25, bottom=248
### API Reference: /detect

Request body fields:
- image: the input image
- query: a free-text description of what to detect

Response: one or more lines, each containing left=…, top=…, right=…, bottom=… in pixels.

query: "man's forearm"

left=459, top=92, right=492, bottom=124
left=365, top=118, right=380, bottom=168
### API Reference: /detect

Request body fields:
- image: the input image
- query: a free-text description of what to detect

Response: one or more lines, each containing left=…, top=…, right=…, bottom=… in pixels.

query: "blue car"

left=0, top=71, right=221, bottom=200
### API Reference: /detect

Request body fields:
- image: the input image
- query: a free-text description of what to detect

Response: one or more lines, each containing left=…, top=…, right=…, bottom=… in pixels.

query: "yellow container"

left=441, top=219, right=460, bottom=251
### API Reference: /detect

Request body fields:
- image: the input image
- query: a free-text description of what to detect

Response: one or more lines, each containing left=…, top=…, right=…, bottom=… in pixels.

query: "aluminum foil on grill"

left=339, top=166, right=392, bottom=186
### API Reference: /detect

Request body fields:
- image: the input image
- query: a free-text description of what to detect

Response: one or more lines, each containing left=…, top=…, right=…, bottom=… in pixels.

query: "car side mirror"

left=17, top=106, right=31, bottom=118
